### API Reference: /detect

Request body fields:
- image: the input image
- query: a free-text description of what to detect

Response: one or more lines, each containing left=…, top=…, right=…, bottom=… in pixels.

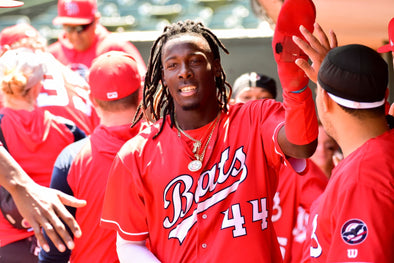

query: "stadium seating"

left=0, top=0, right=266, bottom=37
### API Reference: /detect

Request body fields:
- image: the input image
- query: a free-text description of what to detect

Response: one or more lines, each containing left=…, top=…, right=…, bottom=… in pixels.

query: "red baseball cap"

left=0, top=0, right=23, bottom=7
left=89, top=51, right=141, bottom=101
left=377, top=17, right=394, bottom=53
left=53, top=0, right=97, bottom=25
left=0, top=23, right=40, bottom=46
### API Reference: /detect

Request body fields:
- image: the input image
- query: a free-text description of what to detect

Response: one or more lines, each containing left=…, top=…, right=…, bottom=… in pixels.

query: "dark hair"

left=94, top=91, right=139, bottom=112
left=232, top=72, right=277, bottom=99
left=131, top=20, right=231, bottom=139
left=338, top=104, right=385, bottom=119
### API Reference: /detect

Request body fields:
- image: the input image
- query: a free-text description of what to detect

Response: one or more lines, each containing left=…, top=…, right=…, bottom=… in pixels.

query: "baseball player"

left=0, top=48, right=86, bottom=262
left=295, top=25, right=394, bottom=262
left=231, top=71, right=329, bottom=262
left=100, top=4, right=319, bottom=261
left=38, top=51, right=145, bottom=263
left=48, top=0, right=146, bottom=80
left=231, top=72, right=277, bottom=103
left=0, top=23, right=100, bottom=135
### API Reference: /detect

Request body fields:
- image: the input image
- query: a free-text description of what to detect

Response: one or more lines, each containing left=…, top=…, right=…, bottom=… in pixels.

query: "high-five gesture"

left=293, top=23, right=338, bottom=83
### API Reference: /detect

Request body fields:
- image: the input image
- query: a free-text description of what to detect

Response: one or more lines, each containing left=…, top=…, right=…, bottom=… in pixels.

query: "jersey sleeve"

left=101, top=139, right=149, bottom=241
left=252, top=99, right=307, bottom=174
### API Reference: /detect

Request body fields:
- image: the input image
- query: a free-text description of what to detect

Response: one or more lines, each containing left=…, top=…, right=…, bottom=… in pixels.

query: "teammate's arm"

left=273, top=0, right=321, bottom=160
left=116, top=233, right=160, bottom=263
left=278, top=23, right=337, bottom=159
left=277, top=128, right=317, bottom=159
left=0, top=146, right=86, bottom=253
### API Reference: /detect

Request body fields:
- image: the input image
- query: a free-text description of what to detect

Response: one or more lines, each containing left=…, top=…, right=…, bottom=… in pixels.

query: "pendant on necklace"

left=188, top=160, right=202, bottom=172
left=192, top=141, right=201, bottom=154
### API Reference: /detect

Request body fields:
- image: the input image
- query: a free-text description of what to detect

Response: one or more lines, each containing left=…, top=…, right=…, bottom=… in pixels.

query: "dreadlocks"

left=131, top=20, right=232, bottom=139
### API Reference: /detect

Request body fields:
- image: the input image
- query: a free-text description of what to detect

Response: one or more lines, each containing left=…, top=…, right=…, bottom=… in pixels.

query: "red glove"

left=273, top=0, right=318, bottom=145
left=273, top=0, right=316, bottom=92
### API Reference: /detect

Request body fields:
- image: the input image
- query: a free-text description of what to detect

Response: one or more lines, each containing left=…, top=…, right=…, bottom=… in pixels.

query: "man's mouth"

left=180, top=85, right=197, bottom=96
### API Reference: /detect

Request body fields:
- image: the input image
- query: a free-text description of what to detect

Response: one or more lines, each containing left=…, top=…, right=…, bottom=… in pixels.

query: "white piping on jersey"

left=272, top=121, right=307, bottom=173
left=101, top=218, right=149, bottom=236
left=273, top=121, right=285, bottom=158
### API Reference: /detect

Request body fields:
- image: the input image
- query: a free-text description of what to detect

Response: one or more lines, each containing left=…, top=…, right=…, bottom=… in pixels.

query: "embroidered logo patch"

left=106, top=91, right=119, bottom=99
left=64, top=2, right=79, bottom=16
left=341, top=219, right=368, bottom=245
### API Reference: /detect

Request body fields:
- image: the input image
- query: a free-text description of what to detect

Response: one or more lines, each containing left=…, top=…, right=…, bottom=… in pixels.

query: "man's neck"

left=3, top=97, right=35, bottom=111
left=99, top=108, right=137, bottom=127
left=174, top=106, right=221, bottom=131
left=336, top=115, right=389, bottom=158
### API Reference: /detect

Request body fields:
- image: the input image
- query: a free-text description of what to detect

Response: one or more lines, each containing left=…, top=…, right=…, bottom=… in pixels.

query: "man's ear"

left=321, top=88, right=332, bottom=113
left=89, top=93, right=98, bottom=107
left=31, top=82, right=43, bottom=99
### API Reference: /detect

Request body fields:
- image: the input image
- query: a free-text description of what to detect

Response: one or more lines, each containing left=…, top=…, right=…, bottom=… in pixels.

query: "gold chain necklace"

left=175, top=123, right=202, bottom=154
left=175, top=113, right=221, bottom=172
left=175, top=113, right=218, bottom=154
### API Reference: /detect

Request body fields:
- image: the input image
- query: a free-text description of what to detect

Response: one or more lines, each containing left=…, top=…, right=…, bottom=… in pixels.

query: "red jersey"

left=48, top=25, right=146, bottom=79
left=0, top=107, right=83, bottom=247
left=37, top=52, right=99, bottom=135
left=273, top=160, right=328, bottom=262
left=303, top=129, right=394, bottom=262
left=101, top=99, right=306, bottom=263
left=66, top=123, right=143, bottom=263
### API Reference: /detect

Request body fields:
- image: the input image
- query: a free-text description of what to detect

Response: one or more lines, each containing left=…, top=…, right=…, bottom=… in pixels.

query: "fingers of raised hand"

left=299, top=24, right=329, bottom=59
left=295, top=58, right=317, bottom=83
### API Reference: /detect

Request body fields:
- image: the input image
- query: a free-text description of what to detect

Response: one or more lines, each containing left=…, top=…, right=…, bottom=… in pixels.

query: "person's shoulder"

left=231, top=98, right=281, bottom=109
left=55, top=137, right=89, bottom=168
left=47, top=39, right=62, bottom=52
left=50, top=113, right=77, bottom=127
left=361, top=130, right=394, bottom=177
left=353, top=129, right=394, bottom=164
left=62, top=137, right=89, bottom=156
left=119, top=120, right=163, bottom=152
left=229, top=98, right=283, bottom=118
left=374, top=128, right=394, bottom=146
left=332, top=133, right=394, bottom=194
left=47, top=112, right=86, bottom=138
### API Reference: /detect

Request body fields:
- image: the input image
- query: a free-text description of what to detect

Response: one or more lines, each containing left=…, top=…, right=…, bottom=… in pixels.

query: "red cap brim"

left=0, top=0, right=23, bottom=7
left=377, top=43, right=394, bottom=53
left=53, top=16, right=93, bottom=25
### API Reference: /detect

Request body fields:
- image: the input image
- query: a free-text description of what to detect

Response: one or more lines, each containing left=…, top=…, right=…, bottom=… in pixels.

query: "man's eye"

left=190, top=59, right=201, bottom=65
left=327, top=146, right=336, bottom=152
left=326, top=143, right=337, bottom=152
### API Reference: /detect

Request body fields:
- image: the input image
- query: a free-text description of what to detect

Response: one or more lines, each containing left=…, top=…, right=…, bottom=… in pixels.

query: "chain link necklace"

left=175, top=112, right=221, bottom=172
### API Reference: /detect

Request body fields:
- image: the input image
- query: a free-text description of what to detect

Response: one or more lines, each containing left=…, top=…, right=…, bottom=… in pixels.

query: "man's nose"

left=178, top=63, right=193, bottom=79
